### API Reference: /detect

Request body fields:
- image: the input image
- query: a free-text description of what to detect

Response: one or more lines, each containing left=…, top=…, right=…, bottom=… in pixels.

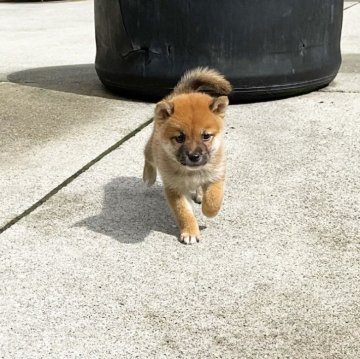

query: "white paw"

left=180, top=233, right=200, bottom=245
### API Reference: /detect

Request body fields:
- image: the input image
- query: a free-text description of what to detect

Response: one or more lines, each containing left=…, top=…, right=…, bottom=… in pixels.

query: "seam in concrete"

left=320, top=89, right=360, bottom=94
left=344, top=3, right=360, bottom=10
left=0, top=118, right=153, bottom=235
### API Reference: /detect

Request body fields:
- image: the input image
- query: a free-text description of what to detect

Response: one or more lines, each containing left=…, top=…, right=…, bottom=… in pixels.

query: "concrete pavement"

left=1, top=1, right=359, bottom=358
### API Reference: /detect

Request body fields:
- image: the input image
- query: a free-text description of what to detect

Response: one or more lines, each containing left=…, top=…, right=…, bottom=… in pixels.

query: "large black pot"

left=94, top=0, right=343, bottom=102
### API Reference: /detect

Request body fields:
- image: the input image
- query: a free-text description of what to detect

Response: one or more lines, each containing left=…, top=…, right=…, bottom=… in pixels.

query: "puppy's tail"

left=171, top=67, right=232, bottom=97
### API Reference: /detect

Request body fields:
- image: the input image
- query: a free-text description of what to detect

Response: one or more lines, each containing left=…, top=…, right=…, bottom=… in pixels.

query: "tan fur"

left=143, top=68, right=231, bottom=244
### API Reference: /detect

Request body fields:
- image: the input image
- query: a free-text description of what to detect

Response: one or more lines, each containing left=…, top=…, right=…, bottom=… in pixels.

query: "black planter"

left=94, top=0, right=344, bottom=102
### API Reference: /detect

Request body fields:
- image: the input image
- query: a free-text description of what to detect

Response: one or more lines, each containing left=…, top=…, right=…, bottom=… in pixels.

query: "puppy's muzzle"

left=179, top=150, right=208, bottom=167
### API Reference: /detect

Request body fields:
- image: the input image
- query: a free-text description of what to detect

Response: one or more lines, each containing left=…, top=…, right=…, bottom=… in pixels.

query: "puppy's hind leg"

left=143, top=140, right=157, bottom=186
left=191, top=186, right=203, bottom=204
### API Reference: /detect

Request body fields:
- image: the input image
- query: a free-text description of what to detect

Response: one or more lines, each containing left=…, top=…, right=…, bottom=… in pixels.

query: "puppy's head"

left=155, top=93, right=228, bottom=169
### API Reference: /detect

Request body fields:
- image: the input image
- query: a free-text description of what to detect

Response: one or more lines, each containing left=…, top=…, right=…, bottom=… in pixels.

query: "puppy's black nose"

left=187, top=152, right=201, bottom=162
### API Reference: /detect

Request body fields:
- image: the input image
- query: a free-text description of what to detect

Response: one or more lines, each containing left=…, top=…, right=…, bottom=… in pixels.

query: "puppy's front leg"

left=202, top=180, right=224, bottom=218
left=143, top=138, right=157, bottom=186
left=165, top=187, right=200, bottom=244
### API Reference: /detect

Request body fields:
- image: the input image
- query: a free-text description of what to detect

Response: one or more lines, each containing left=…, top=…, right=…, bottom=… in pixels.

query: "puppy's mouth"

left=178, top=156, right=209, bottom=168
left=181, top=162, right=206, bottom=169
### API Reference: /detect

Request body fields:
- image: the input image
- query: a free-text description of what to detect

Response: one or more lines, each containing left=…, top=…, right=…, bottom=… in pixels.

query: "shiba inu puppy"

left=143, top=68, right=231, bottom=244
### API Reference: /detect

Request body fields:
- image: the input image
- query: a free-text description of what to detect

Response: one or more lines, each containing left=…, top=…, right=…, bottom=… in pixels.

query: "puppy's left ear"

left=210, top=96, right=229, bottom=116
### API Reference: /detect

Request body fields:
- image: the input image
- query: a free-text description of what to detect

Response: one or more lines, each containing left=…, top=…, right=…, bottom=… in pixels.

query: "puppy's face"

left=155, top=93, right=228, bottom=169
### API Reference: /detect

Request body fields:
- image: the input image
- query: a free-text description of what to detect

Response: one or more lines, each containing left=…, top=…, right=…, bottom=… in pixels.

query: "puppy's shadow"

left=76, top=176, right=177, bottom=243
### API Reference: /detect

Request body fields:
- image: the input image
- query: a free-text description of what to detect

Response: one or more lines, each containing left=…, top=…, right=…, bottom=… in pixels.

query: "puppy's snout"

left=177, top=146, right=208, bottom=167
left=187, top=151, right=201, bottom=163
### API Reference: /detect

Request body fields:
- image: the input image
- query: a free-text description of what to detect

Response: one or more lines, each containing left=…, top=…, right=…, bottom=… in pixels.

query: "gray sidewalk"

left=1, top=1, right=359, bottom=358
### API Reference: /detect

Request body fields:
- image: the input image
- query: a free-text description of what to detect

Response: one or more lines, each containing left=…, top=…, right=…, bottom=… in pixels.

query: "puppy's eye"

left=174, top=133, right=186, bottom=143
left=202, top=133, right=213, bottom=141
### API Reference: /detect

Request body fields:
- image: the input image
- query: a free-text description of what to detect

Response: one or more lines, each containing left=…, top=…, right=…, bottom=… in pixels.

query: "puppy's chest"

left=170, top=170, right=212, bottom=192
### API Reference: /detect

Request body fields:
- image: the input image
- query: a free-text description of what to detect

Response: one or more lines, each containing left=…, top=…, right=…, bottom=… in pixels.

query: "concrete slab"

left=0, top=0, right=95, bottom=77
left=340, top=3, right=360, bottom=54
left=1, top=91, right=359, bottom=358
left=0, top=82, right=152, bottom=228
left=344, top=1, right=360, bottom=10
left=323, top=3, right=360, bottom=94
left=0, top=0, right=154, bottom=229
left=0, top=0, right=359, bottom=357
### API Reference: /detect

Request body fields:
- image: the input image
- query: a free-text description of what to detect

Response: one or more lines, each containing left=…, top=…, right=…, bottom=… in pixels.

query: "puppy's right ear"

left=210, top=96, right=229, bottom=116
left=155, top=101, right=174, bottom=120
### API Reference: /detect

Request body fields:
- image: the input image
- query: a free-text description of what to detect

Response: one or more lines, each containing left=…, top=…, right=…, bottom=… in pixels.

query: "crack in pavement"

left=320, top=89, right=360, bottom=94
left=0, top=118, right=153, bottom=235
